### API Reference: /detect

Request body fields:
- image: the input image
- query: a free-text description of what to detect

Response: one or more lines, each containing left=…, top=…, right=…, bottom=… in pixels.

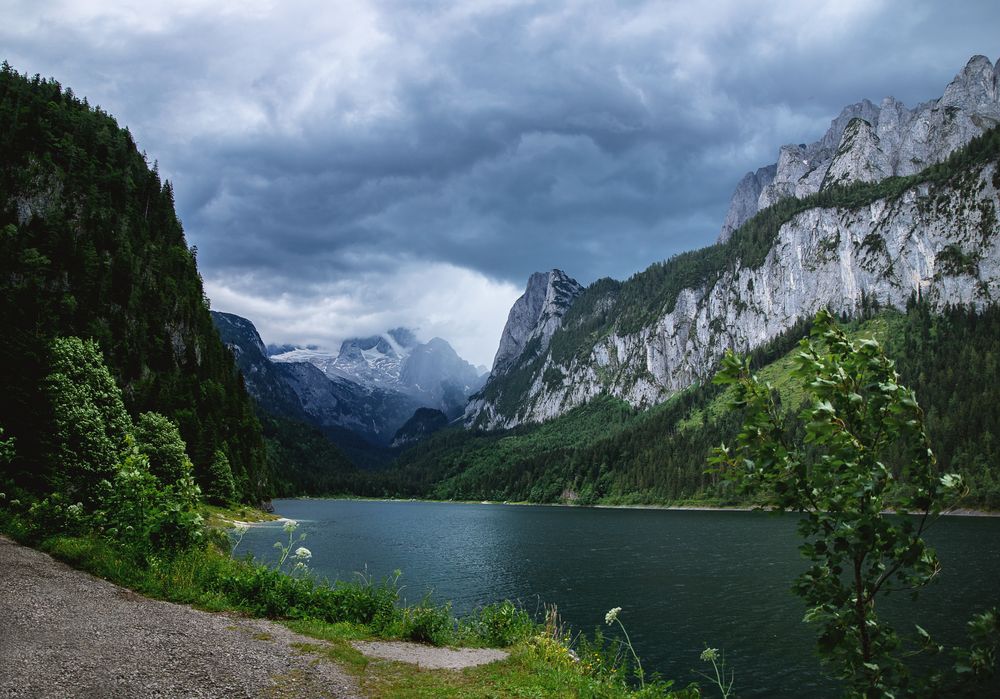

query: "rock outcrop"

left=719, top=55, right=1000, bottom=241
left=469, top=162, right=1000, bottom=430
left=491, top=269, right=583, bottom=375
left=718, top=164, right=777, bottom=243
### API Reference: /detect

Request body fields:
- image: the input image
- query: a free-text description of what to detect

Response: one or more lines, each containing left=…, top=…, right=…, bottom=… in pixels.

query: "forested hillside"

left=469, top=126, right=1000, bottom=429
left=383, top=303, right=1000, bottom=509
left=0, top=64, right=269, bottom=502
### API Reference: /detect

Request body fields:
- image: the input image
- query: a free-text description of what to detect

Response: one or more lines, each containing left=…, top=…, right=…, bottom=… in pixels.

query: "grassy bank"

left=0, top=504, right=700, bottom=698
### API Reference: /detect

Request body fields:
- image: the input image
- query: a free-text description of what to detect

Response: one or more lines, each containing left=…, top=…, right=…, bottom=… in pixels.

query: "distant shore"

left=267, top=495, right=1000, bottom=518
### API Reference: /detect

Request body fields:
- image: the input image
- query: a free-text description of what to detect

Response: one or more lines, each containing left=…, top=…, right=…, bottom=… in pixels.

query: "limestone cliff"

left=468, top=161, right=1000, bottom=429
left=490, top=269, right=583, bottom=374
left=719, top=55, right=1000, bottom=241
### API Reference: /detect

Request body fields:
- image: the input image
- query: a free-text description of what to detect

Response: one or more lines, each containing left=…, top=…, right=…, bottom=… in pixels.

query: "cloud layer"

left=3, top=0, right=998, bottom=364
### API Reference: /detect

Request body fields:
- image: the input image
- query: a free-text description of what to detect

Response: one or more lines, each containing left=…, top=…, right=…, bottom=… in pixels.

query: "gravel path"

left=352, top=641, right=508, bottom=670
left=0, top=536, right=361, bottom=699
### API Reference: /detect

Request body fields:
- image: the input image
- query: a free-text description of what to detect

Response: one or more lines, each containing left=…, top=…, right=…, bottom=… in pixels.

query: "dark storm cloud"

left=3, top=0, right=999, bottom=363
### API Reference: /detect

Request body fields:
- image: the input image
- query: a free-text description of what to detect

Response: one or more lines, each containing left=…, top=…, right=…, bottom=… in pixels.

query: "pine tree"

left=203, top=450, right=237, bottom=505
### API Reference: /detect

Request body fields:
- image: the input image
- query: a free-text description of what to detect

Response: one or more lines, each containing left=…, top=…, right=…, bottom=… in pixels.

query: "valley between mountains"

left=213, top=55, right=1000, bottom=510
left=3, top=28, right=1000, bottom=699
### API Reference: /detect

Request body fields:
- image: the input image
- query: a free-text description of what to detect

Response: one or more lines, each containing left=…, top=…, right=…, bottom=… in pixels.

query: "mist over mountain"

left=212, top=312, right=486, bottom=460
left=270, top=328, right=486, bottom=420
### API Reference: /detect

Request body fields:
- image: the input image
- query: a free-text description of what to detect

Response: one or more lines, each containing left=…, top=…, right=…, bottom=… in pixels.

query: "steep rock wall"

left=471, top=163, right=1000, bottom=429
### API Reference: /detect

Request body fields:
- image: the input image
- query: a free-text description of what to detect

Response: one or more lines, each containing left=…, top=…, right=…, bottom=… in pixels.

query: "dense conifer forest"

left=0, top=64, right=270, bottom=502
left=374, top=303, right=1000, bottom=509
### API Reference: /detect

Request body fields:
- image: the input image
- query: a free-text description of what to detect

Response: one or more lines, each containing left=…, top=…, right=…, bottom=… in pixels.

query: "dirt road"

left=0, top=536, right=360, bottom=698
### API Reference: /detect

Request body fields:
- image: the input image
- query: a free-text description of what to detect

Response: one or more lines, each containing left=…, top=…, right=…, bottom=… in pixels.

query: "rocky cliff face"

left=719, top=55, right=1000, bottom=242
left=490, top=269, right=583, bottom=374
left=718, top=164, right=777, bottom=243
left=468, top=162, right=1000, bottom=430
left=467, top=55, right=1000, bottom=431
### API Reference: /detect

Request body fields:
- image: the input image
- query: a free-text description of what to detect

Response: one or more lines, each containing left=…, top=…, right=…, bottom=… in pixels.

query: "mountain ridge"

left=466, top=56, right=1000, bottom=431
left=719, top=54, right=1000, bottom=242
left=0, top=65, right=269, bottom=501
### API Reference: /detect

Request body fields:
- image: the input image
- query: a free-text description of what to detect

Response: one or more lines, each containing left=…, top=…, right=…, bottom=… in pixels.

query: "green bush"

left=26, top=493, right=89, bottom=538
left=402, top=598, right=454, bottom=646
left=469, top=600, right=535, bottom=647
left=133, top=412, right=193, bottom=488
left=211, top=558, right=403, bottom=630
left=42, top=337, right=132, bottom=507
left=95, top=447, right=203, bottom=556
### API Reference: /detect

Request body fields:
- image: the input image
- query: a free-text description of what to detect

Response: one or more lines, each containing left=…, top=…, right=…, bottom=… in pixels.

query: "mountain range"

left=4, top=54, right=998, bottom=506
left=465, top=54, right=1000, bottom=431
left=211, top=311, right=486, bottom=457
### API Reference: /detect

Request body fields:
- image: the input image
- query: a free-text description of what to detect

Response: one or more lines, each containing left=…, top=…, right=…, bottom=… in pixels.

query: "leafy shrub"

left=216, top=562, right=317, bottom=618
left=576, top=626, right=628, bottom=683
left=26, top=493, right=88, bottom=538
left=133, top=412, right=193, bottom=487
left=42, top=337, right=132, bottom=507
left=0, top=427, right=14, bottom=465
left=527, top=633, right=577, bottom=669
left=210, top=558, right=403, bottom=630
left=95, top=447, right=203, bottom=556
left=469, top=600, right=535, bottom=647
left=402, top=598, right=454, bottom=645
left=326, top=571, right=400, bottom=631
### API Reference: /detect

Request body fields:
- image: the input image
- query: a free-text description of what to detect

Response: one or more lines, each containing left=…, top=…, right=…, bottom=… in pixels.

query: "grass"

left=284, top=621, right=697, bottom=699
left=0, top=510, right=697, bottom=698
left=200, top=502, right=280, bottom=528
left=683, top=314, right=896, bottom=432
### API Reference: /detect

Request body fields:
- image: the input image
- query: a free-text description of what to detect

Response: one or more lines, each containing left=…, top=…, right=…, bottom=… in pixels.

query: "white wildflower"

left=701, top=647, right=719, bottom=663
left=294, top=546, right=312, bottom=560
left=940, top=473, right=962, bottom=490
left=605, top=607, right=622, bottom=625
left=282, top=519, right=298, bottom=534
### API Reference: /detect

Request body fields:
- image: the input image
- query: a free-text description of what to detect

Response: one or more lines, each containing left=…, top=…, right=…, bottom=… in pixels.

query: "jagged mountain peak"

left=468, top=57, right=1000, bottom=431
left=269, top=324, right=485, bottom=418
left=719, top=54, right=1000, bottom=242
left=339, top=334, right=397, bottom=358
left=491, top=269, right=583, bottom=375
left=941, top=54, right=999, bottom=110
left=211, top=310, right=268, bottom=362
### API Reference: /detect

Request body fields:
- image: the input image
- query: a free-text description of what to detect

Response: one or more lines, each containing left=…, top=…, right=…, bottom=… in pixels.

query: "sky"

left=3, top=1, right=998, bottom=366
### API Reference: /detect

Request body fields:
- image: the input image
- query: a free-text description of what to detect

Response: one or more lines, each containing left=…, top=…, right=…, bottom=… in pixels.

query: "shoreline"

left=269, top=495, right=1000, bottom=518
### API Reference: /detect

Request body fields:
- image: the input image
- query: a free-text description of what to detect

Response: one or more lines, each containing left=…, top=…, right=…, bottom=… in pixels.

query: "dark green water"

left=239, top=499, right=1000, bottom=697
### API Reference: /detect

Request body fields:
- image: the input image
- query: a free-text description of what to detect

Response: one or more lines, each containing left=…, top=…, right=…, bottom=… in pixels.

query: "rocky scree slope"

left=466, top=57, right=1000, bottom=431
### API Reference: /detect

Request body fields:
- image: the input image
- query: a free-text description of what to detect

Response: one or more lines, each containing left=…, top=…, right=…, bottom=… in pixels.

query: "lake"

left=238, top=499, right=1000, bottom=697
